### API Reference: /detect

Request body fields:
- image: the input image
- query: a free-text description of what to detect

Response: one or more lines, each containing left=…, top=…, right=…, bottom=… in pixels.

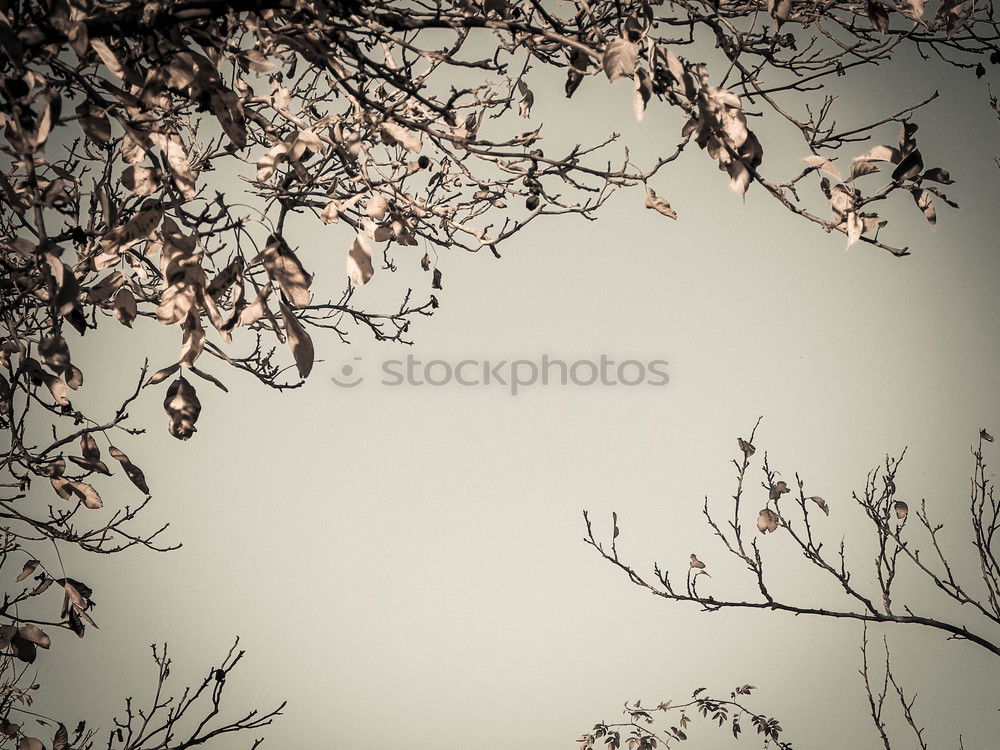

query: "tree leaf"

left=164, top=378, right=201, bottom=440
left=109, top=446, right=149, bottom=494
left=644, top=187, right=676, bottom=219
left=347, top=234, right=374, bottom=286
left=258, top=236, right=312, bottom=307
left=75, top=102, right=111, bottom=144
left=208, top=88, right=247, bottom=148
left=122, top=165, right=161, bottom=196
left=280, top=303, right=314, bottom=379
left=15, top=559, right=38, bottom=582
left=17, top=624, right=50, bottom=648
left=803, top=155, right=842, bottom=181
left=603, top=36, right=638, bottom=82
left=69, top=480, right=103, bottom=509
left=912, top=188, right=936, bottom=225
left=380, top=120, right=422, bottom=152
left=633, top=67, right=652, bottom=121
left=113, top=286, right=137, bottom=327
left=154, top=133, right=198, bottom=200
left=256, top=142, right=289, bottom=180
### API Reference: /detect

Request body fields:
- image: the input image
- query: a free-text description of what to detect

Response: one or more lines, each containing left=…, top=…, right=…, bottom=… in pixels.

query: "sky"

left=20, top=27, right=1000, bottom=750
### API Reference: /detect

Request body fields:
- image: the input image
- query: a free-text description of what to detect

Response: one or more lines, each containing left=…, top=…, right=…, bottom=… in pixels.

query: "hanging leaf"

left=258, top=236, right=312, bottom=306
left=163, top=378, right=201, bottom=440
left=109, top=446, right=149, bottom=494
left=15, top=559, right=38, bottom=582
left=256, top=142, right=289, bottom=180
left=113, top=286, right=137, bottom=327
left=347, top=234, right=374, bottom=286
left=380, top=120, right=422, bottom=152
left=756, top=508, right=780, bottom=533
left=809, top=496, right=830, bottom=515
left=633, top=67, right=652, bottom=121
left=644, top=187, right=677, bottom=219
left=208, top=88, right=247, bottom=148
left=122, top=165, right=161, bottom=196
left=912, top=188, right=936, bottom=225
left=517, top=80, right=534, bottom=118
left=75, top=102, right=111, bottom=144
left=768, top=481, right=790, bottom=501
left=320, top=200, right=340, bottom=224
left=68, top=480, right=103, bottom=509
left=154, top=133, right=198, bottom=199
left=850, top=145, right=901, bottom=180
left=280, top=303, right=314, bottom=379
left=803, top=155, right=842, bottom=181
left=238, top=284, right=273, bottom=326
left=602, top=36, right=638, bottom=82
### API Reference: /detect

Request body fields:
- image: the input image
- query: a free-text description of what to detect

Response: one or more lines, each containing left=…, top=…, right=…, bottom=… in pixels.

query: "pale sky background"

left=22, top=30, right=1000, bottom=750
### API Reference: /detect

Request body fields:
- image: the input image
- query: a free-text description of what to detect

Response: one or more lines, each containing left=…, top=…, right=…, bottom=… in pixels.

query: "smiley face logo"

left=330, top=357, right=364, bottom=388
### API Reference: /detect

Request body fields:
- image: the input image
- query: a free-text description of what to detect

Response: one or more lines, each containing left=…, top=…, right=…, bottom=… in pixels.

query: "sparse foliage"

left=584, top=423, right=1000, bottom=747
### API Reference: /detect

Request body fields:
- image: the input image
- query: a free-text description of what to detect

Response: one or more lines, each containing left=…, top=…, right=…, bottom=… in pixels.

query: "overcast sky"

left=26, top=33, right=1000, bottom=750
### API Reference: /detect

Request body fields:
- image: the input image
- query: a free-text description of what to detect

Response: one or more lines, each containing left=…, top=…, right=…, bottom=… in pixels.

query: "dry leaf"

left=280, top=303, right=314, bottom=379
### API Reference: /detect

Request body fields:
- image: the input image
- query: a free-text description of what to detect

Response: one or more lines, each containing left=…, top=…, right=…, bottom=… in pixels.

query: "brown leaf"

left=52, top=724, right=69, bottom=750
left=258, top=236, right=311, bottom=307
left=602, top=36, right=638, bottom=82
left=809, top=496, right=830, bottom=515
left=80, top=433, right=100, bottom=462
left=15, top=560, right=38, bottom=583
left=238, top=284, right=273, bottom=326
left=208, top=88, right=247, bottom=148
left=912, top=188, right=936, bottom=225
left=16, top=624, right=50, bottom=648
left=164, top=378, right=201, bottom=440
left=179, top=315, right=205, bottom=368
left=109, top=446, right=149, bottom=494
left=65, top=364, right=83, bottom=389
left=75, top=102, right=111, bottom=144
left=644, top=187, right=676, bottom=219
left=633, top=67, right=651, bottom=121
left=51, top=476, right=73, bottom=500
left=756, top=508, right=780, bottom=533
left=256, top=142, right=289, bottom=181
left=803, top=155, right=842, bottom=181
left=320, top=200, right=340, bottom=224
left=147, top=363, right=181, bottom=386
left=69, top=480, right=103, bottom=509
left=380, top=121, right=422, bottom=152
left=347, top=235, right=374, bottom=286
left=122, top=165, right=161, bottom=196
left=42, top=373, right=70, bottom=406
left=154, top=133, right=197, bottom=200
left=113, top=286, right=137, bottom=327
left=280, top=303, right=314, bottom=379
left=68, top=456, right=111, bottom=476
